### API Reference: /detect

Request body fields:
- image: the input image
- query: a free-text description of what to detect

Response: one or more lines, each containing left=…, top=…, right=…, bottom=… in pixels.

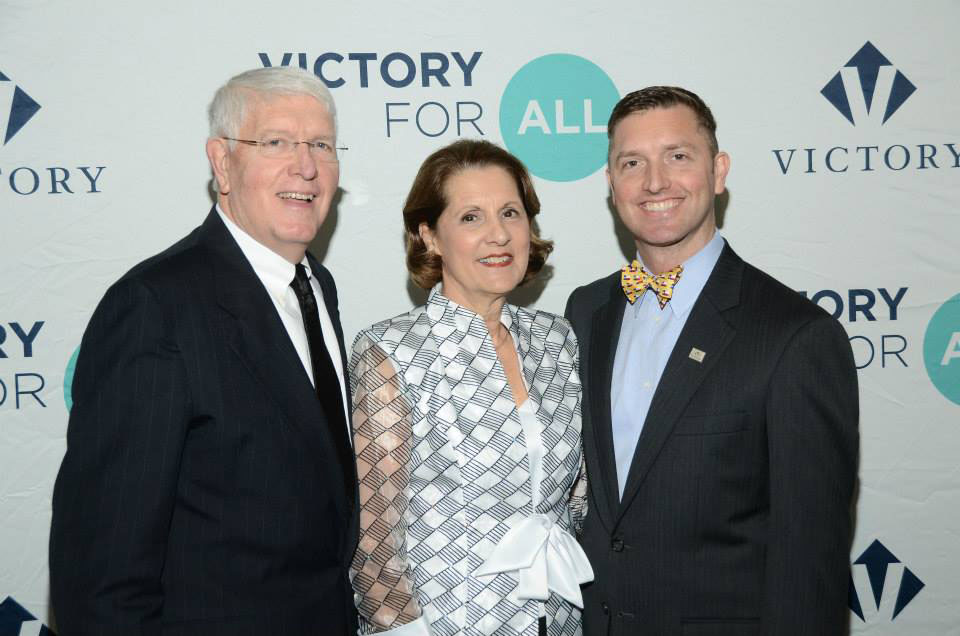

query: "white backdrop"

left=2, top=1, right=958, bottom=632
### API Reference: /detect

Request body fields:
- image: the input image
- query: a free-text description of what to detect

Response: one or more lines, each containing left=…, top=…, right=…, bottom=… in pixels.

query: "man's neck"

left=636, top=230, right=717, bottom=274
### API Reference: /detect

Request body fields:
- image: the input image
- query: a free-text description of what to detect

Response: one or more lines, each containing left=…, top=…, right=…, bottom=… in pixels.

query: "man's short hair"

left=403, top=139, right=553, bottom=290
left=208, top=67, right=337, bottom=143
left=607, top=86, right=718, bottom=156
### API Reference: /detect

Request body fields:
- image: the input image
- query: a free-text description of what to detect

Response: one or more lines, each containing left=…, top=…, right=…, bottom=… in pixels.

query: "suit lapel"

left=308, top=256, right=360, bottom=547
left=201, top=211, right=351, bottom=524
left=616, top=245, right=744, bottom=520
left=586, top=275, right=627, bottom=530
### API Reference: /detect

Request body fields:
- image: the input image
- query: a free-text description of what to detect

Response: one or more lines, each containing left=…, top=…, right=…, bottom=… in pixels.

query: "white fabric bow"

left=475, top=514, right=594, bottom=609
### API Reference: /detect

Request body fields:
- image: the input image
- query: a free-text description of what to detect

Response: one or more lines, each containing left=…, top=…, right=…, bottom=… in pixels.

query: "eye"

left=310, top=140, right=333, bottom=152
left=502, top=207, right=523, bottom=218
left=621, top=159, right=640, bottom=170
left=671, top=152, right=688, bottom=161
left=461, top=213, right=478, bottom=223
left=263, top=137, right=286, bottom=148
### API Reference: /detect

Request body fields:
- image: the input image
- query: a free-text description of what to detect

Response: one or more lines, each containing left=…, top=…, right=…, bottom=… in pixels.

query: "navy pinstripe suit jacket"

left=50, top=209, right=359, bottom=636
left=565, top=242, right=859, bottom=636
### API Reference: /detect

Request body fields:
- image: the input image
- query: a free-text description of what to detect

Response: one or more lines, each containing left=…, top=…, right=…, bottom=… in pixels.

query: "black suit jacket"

left=565, top=242, right=859, bottom=636
left=50, top=210, right=359, bottom=636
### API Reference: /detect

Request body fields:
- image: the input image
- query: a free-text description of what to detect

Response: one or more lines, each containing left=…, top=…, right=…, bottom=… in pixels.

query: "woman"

left=349, top=139, right=591, bottom=636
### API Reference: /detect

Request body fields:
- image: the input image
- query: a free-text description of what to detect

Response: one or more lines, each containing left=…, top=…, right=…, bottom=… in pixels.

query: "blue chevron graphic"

left=848, top=540, right=925, bottom=622
left=0, top=596, right=55, bottom=635
left=0, top=70, right=41, bottom=145
left=893, top=567, right=925, bottom=620
left=821, top=42, right=915, bottom=126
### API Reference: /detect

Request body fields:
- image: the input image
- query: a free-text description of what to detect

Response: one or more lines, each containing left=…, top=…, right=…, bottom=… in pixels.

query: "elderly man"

left=50, top=67, right=357, bottom=635
left=566, top=86, right=859, bottom=635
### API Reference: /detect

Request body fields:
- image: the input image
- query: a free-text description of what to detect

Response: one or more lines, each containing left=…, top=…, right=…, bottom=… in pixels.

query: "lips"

left=277, top=191, right=316, bottom=202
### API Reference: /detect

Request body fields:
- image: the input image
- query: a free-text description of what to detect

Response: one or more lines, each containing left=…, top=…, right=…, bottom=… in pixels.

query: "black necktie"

left=290, top=264, right=354, bottom=504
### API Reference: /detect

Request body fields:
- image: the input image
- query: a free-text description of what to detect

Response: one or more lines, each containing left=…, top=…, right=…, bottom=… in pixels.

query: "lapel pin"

left=688, top=347, right=706, bottom=363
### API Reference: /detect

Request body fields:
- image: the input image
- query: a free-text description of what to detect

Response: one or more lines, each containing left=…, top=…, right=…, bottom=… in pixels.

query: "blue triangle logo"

left=0, top=596, right=55, bottom=635
left=0, top=71, right=41, bottom=144
left=5, top=85, right=41, bottom=144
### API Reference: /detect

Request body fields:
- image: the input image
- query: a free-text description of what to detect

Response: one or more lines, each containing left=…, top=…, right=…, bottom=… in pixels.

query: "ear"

left=419, top=222, right=440, bottom=257
left=713, top=151, right=730, bottom=195
left=206, top=137, right=232, bottom=195
left=606, top=165, right=614, bottom=193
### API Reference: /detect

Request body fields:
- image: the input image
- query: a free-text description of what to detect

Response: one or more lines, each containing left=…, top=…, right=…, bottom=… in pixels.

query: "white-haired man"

left=50, top=67, right=358, bottom=635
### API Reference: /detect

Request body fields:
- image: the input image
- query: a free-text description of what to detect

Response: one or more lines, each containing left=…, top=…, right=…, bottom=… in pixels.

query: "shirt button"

left=611, top=537, right=624, bottom=552
left=601, top=602, right=610, bottom=614
left=643, top=381, right=651, bottom=389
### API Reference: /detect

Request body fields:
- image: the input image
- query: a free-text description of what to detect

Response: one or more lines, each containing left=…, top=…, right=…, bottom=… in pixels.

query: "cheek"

left=519, top=226, right=532, bottom=249
left=439, top=225, right=475, bottom=259
left=237, top=167, right=270, bottom=199
left=319, top=168, right=340, bottom=196
left=516, top=227, right=532, bottom=262
left=434, top=231, right=464, bottom=269
left=441, top=250, right=471, bottom=283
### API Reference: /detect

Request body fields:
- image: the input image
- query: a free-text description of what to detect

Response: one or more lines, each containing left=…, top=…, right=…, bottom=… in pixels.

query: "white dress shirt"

left=610, top=231, right=725, bottom=497
left=216, top=206, right=350, bottom=434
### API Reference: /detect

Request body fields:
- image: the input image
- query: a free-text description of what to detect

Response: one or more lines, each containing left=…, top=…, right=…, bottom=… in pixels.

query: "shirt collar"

left=634, top=231, right=724, bottom=318
left=424, top=283, right=526, bottom=352
left=216, top=205, right=312, bottom=305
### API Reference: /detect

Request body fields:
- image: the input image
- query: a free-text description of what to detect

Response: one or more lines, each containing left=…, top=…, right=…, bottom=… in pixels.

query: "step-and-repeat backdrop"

left=2, top=1, right=958, bottom=632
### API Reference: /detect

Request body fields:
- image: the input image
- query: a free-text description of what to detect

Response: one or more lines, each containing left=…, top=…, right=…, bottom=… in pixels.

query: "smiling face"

left=206, top=93, right=339, bottom=263
left=607, top=105, right=729, bottom=272
left=419, top=165, right=531, bottom=312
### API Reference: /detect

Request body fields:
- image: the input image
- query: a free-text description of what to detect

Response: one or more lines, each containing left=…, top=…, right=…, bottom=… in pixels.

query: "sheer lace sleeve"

left=349, top=336, right=422, bottom=633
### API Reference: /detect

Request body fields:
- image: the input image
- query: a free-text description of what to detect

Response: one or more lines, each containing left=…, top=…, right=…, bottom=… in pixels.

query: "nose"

left=290, top=141, right=318, bottom=180
left=643, top=161, right=669, bottom=193
left=486, top=215, right=510, bottom=245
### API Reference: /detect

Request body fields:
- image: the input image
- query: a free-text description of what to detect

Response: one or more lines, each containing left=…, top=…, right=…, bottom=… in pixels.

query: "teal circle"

left=64, top=346, right=80, bottom=411
left=924, top=293, right=960, bottom=406
left=499, top=54, right=619, bottom=182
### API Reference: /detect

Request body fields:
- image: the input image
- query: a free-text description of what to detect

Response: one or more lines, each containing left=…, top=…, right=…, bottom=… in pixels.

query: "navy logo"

left=848, top=540, right=924, bottom=622
left=0, top=596, right=56, bottom=635
left=821, top=42, right=915, bottom=125
left=0, top=71, right=41, bottom=145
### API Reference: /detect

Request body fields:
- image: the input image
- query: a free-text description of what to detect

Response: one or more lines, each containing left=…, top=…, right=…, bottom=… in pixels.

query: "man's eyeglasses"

left=223, top=137, right=347, bottom=162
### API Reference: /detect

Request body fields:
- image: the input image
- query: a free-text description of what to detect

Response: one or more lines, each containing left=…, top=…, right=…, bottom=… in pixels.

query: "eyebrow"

left=613, top=142, right=695, bottom=162
left=454, top=200, right=525, bottom=212
left=258, top=129, right=335, bottom=141
left=612, top=149, right=640, bottom=163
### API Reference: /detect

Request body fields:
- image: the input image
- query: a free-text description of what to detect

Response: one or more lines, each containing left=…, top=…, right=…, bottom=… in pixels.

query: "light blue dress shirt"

left=610, top=232, right=725, bottom=498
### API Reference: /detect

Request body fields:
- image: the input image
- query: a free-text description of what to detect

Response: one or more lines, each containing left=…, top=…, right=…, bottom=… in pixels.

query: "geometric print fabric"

left=350, top=286, right=587, bottom=635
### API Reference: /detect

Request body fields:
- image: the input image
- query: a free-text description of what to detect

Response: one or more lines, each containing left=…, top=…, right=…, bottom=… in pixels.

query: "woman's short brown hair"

left=403, top=139, right=554, bottom=290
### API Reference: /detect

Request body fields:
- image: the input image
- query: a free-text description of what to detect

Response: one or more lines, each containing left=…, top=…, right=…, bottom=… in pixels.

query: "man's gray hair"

left=208, top=67, right=337, bottom=142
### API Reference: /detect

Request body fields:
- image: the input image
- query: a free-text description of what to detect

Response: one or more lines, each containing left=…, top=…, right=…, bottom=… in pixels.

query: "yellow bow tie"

left=620, top=262, right=683, bottom=308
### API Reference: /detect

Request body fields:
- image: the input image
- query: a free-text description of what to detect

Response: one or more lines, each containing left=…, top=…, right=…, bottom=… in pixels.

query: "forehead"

left=240, top=93, right=333, bottom=134
left=611, top=105, right=706, bottom=150
left=444, top=165, right=520, bottom=202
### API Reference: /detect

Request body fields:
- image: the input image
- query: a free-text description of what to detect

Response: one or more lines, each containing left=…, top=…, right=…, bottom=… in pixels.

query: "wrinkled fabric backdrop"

left=1, top=1, right=958, bottom=633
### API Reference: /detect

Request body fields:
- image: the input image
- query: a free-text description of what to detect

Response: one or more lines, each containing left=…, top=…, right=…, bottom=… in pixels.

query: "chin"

left=485, top=279, right=524, bottom=296
left=634, top=230, right=686, bottom=248
left=277, top=226, right=320, bottom=244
